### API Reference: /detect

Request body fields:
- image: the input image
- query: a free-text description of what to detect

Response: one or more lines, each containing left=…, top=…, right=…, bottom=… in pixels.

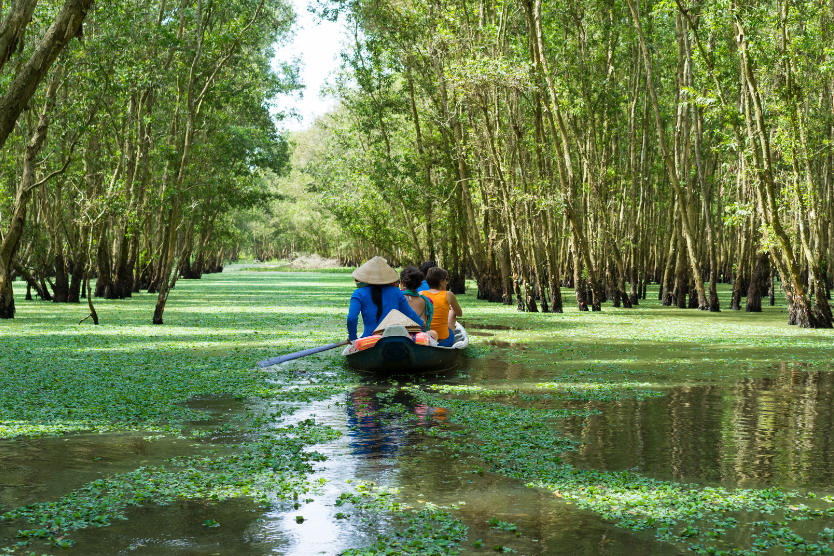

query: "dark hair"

left=371, top=285, right=383, bottom=321
left=400, top=266, right=424, bottom=290
left=425, top=267, right=449, bottom=289
left=419, top=261, right=437, bottom=276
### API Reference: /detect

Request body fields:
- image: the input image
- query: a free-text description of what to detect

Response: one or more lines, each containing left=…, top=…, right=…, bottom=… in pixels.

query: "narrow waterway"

left=3, top=341, right=834, bottom=554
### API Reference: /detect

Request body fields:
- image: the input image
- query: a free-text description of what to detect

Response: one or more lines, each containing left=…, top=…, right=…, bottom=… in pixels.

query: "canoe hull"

left=345, top=324, right=468, bottom=373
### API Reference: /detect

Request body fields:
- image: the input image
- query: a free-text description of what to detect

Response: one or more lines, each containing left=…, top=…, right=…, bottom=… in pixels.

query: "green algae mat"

left=2, top=270, right=834, bottom=555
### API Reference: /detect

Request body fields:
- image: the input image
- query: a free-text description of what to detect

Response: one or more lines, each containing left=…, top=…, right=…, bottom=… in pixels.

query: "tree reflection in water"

left=561, top=367, right=834, bottom=488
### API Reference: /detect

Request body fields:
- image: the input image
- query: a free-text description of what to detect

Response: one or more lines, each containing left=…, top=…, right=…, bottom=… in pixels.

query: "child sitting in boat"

left=399, top=266, right=440, bottom=342
left=421, top=267, right=463, bottom=348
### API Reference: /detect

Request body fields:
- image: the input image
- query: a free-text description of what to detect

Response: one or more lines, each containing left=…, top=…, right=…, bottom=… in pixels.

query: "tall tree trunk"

left=627, top=0, right=708, bottom=309
left=152, top=199, right=181, bottom=324
left=94, top=222, right=115, bottom=299
left=69, top=225, right=88, bottom=303
left=0, top=0, right=94, bottom=150
left=736, top=20, right=821, bottom=327
left=683, top=20, right=720, bottom=312
left=527, top=0, right=604, bottom=310
left=731, top=220, right=751, bottom=311
left=661, top=209, right=678, bottom=305
left=0, top=0, right=39, bottom=73
left=0, top=71, right=60, bottom=318
left=572, top=244, right=588, bottom=311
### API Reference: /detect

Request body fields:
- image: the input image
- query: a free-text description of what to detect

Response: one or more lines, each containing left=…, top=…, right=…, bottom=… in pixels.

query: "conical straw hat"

left=373, top=309, right=422, bottom=334
left=352, top=256, right=399, bottom=285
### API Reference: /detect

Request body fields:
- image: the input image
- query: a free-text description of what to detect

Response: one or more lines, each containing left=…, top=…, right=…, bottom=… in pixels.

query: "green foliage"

left=0, top=0, right=300, bottom=310
left=234, top=124, right=355, bottom=260
left=4, top=272, right=834, bottom=555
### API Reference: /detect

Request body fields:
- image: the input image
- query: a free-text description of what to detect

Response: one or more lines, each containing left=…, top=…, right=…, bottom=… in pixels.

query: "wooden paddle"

left=257, top=340, right=350, bottom=368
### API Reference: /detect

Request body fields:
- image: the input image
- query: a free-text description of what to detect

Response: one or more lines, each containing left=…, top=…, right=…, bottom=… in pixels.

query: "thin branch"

left=194, top=0, right=267, bottom=107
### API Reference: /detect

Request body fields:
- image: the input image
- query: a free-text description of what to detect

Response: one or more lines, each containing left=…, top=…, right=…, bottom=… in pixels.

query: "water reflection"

left=346, top=386, right=407, bottom=459
left=561, top=366, right=834, bottom=488
left=346, top=385, right=681, bottom=555
left=344, top=386, right=447, bottom=455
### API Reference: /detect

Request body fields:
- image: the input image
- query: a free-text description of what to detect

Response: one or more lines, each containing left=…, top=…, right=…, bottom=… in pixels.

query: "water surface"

left=5, top=348, right=834, bottom=554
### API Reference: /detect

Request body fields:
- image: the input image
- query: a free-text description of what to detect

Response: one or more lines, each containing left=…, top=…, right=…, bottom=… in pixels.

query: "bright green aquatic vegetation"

left=3, top=274, right=834, bottom=554
left=0, top=272, right=358, bottom=553
left=242, top=266, right=357, bottom=273
left=0, top=273, right=356, bottom=439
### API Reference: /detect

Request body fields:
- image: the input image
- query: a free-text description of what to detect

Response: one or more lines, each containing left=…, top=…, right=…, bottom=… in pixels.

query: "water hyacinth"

left=3, top=273, right=834, bottom=554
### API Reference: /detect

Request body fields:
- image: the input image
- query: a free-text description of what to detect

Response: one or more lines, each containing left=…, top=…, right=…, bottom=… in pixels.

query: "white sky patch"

left=272, top=0, right=344, bottom=132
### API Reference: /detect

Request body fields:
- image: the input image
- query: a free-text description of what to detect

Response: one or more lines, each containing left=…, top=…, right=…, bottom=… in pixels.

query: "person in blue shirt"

left=347, top=257, right=424, bottom=342
left=416, top=260, right=437, bottom=293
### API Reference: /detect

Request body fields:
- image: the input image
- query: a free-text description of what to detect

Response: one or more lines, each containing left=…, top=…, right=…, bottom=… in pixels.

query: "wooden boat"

left=343, top=323, right=469, bottom=372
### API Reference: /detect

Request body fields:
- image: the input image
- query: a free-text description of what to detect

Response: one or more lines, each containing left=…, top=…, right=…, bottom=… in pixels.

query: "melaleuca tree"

left=295, top=0, right=834, bottom=328
left=0, top=0, right=300, bottom=322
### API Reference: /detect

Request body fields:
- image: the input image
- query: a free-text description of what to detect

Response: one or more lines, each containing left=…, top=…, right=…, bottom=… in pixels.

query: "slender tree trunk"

left=572, top=244, right=588, bottom=311
left=152, top=200, right=181, bottom=324
left=527, top=0, right=604, bottom=310
left=736, top=21, right=820, bottom=327
left=627, top=0, right=708, bottom=309
left=661, top=210, right=678, bottom=305
left=82, top=224, right=99, bottom=325
left=94, top=222, right=115, bottom=299
left=731, top=221, right=751, bottom=311
left=69, top=225, right=88, bottom=302
left=0, top=72, right=60, bottom=318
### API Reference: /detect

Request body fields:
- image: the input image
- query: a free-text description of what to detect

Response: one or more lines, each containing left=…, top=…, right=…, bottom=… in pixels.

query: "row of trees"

left=295, top=0, right=834, bottom=327
left=0, top=0, right=296, bottom=322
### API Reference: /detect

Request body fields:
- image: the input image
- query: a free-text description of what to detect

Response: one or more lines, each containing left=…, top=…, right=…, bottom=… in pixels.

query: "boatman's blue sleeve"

left=347, top=292, right=362, bottom=341
left=347, top=286, right=425, bottom=341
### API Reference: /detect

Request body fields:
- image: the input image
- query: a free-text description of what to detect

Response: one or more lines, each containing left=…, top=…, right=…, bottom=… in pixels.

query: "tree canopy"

left=264, top=0, right=834, bottom=328
left=0, top=0, right=298, bottom=322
